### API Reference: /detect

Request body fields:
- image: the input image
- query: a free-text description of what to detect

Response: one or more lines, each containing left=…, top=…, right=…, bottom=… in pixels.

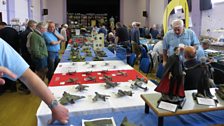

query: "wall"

left=201, top=2, right=224, bottom=38
left=43, top=0, right=65, bottom=25
left=14, top=0, right=28, bottom=23
left=0, top=1, right=7, bottom=22
left=149, top=0, right=165, bottom=26
left=121, top=0, right=146, bottom=26
left=32, top=0, right=41, bottom=22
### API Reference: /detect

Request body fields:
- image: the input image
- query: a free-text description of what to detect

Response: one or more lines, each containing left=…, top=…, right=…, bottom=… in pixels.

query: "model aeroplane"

left=59, top=91, right=85, bottom=105
left=95, top=50, right=107, bottom=57
left=93, top=56, right=104, bottom=61
left=75, top=84, right=89, bottom=91
left=104, top=79, right=119, bottom=88
left=104, top=62, right=109, bottom=66
left=103, top=74, right=112, bottom=81
left=101, top=70, right=109, bottom=74
left=135, top=76, right=147, bottom=83
left=67, top=70, right=76, bottom=75
left=66, top=78, right=78, bottom=83
left=130, top=81, right=148, bottom=91
left=84, top=71, right=92, bottom=75
left=92, top=92, right=110, bottom=101
left=117, top=90, right=133, bottom=97
left=116, top=70, right=127, bottom=76
left=84, top=76, right=96, bottom=82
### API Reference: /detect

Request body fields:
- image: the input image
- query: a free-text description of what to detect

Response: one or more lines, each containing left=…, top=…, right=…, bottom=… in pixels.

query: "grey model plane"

left=66, top=78, right=78, bottom=83
left=116, top=70, right=127, bottom=76
left=101, top=70, right=109, bottom=74
left=59, top=91, right=85, bottom=105
left=67, top=71, right=76, bottom=75
left=104, top=79, right=119, bottom=88
left=130, top=81, right=148, bottom=91
left=135, top=76, right=147, bottom=83
left=75, top=84, right=89, bottom=92
left=84, top=76, right=96, bottom=82
left=92, top=92, right=110, bottom=101
left=117, top=89, right=133, bottom=97
left=104, top=62, right=109, bottom=66
left=103, top=74, right=112, bottom=81
left=84, top=71, right=92, bottom=75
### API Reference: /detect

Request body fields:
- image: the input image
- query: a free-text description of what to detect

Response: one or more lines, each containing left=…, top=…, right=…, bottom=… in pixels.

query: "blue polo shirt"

left=163, top=29, right=199, bottom=56
left=43, top=31, right=60, bottom=52
left=0, top=38, right=29, bottom=80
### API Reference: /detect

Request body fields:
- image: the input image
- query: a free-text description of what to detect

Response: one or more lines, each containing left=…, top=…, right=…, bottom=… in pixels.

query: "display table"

left=36, top=81, right=157, bottom=126
left=141, top=89, right=224, bottom=126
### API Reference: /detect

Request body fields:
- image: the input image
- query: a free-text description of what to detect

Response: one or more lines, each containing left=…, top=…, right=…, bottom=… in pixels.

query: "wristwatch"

left=48, top=100, right=58, bottom=109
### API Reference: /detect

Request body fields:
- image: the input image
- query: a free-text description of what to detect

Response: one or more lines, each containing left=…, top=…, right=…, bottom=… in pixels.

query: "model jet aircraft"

left=75, top=84, right=89, bottom=91
left=84, top=76, right=96, bottom=82
left=117, top=90, right=133, bottom=97
left=135, top=76, right=147, bottom=83
left=104, top=79, right=119, bottom=88
left=104, top=62, right=109, bottom=66
left=66, top=78, right=78, bottom=83
left=67, top=70, right=76, bottom=75
left=103, top=74, right=112, bottom=81
left=116, top=70, right=127, bottom=76
left=93, top=56, right=104, bottom=61
left=84, top=71, right=92, bottom=75
left=92, top=92, right=110, bottom=101
left=59, top=91, right=85, bottom=105
left=101, top=70, right=109, bottom=74
left=130, top=81, right=148, bottom=91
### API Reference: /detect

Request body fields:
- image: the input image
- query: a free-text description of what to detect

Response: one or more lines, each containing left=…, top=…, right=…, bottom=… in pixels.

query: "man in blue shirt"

left=43, top=21, right=64, bottom=80
left=0, top=38, right=68, bottom=124
left=163, top=19, right=200, bottom=65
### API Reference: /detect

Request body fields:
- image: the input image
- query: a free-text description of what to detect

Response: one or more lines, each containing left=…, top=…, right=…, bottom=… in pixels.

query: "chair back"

left=128, top=53, right=136, bottom=67
left=139, top=57, right=151, bottom=75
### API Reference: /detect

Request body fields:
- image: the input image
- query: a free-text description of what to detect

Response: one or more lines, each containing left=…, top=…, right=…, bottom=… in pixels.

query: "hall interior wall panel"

left=149, top=0, right=165, bottom=26
left=44, top=0, right=64, bottom=25
left=201, top=2, right=224, bottom=38
left=0, top=1, right=7, bottom=22
left=32, top=0, right=41, bottom=22
left=15, top=0, right=28, bottom=23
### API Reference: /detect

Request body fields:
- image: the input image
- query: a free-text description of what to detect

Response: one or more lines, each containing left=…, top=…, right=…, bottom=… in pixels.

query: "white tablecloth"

left=36, top=81, right=156, bottom=126
left=54, top=60, right=133, bottom=74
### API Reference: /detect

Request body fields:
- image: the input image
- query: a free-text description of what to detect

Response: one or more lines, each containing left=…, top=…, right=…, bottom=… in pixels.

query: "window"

left=212, top=0, right=224, bottom=4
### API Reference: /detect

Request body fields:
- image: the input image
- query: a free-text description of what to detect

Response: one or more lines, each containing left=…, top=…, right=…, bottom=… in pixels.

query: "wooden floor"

left=0, top=90, right=41, bottom=126
left=0, top=63, right=156, bottom=126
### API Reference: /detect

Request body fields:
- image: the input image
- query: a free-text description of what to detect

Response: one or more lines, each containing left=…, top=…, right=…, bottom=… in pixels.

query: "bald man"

left=163, top=19, right=200, bottom=65
left=184, top=46, right=200, bottom=90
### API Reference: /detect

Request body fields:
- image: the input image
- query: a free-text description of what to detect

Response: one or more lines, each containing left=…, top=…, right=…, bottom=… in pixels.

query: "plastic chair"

left=139, top=45, right=148, bottom=61
left=128, top=53, right=136, bottom=67
left=139, top=57, right=151, bottom=75
left=150, top=63, right=164, bottom=85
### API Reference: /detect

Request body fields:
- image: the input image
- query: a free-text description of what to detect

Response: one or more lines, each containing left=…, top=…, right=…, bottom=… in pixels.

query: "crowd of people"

left=0, top=18, right=214, bottom=125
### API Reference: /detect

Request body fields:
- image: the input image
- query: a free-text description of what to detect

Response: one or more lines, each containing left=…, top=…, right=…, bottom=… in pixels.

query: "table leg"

left=158, top=117, right=164, bottom=126
left=144, top=103, right=149, bottom=114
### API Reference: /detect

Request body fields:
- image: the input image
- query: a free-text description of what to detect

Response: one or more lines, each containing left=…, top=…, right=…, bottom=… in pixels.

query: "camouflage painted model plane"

left=67, top=70, right=76, bottom=75
left=84, top=76, right=96, bottom=82
left=93, top=56, right=104, bottom=61
left=116, top=70, right=127, bottom=76
left=130, top=81, right=148, bottom=91
left=59, top=91, right=85, bottom=105
left=101, top=70, right=109, bottom=74
left=135, top=76, right=147, bottom=83
left=121, top=117, right=140, bottom=126
left=84, top=71, right=92, bottom=75
left=66, top=78, right=78, bottom=83
left=104, top=79, right=119, bottom=88
left=117, top=90, right=133, bottom=97
left=92, top=92, right=110, bottom=102
left=103, top=74, right=112, bottom=81
left=75, top=84, right=89, bottom=91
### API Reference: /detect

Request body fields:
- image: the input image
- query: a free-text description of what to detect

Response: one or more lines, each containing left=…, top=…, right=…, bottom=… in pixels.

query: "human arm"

left=0, top=66, right=17, bottom=84
left=43, top=32, right=61, bottom=45
left=54, top=30, right=64, bottom=41
left=19, top=68, right=69, bottom=124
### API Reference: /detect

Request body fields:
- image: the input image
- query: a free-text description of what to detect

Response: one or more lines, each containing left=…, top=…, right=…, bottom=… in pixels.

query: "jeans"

left=47, top=51, right=59, bottom=80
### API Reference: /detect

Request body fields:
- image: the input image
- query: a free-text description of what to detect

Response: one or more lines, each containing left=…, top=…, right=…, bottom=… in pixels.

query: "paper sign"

left=60, top=82, right=65, bottom=85
left=97, top=73, right=102, bottom=75
left=196, top=97, right=216, bottom=106
left=99, top=77, right=103, bottom=80
left=82, top=74, right=86, bottom=77
left=112, top=74, right=116, bottom=76
left=62, top=73, right=66, bottom=75
left=158, top=101, right=178, bottom=112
